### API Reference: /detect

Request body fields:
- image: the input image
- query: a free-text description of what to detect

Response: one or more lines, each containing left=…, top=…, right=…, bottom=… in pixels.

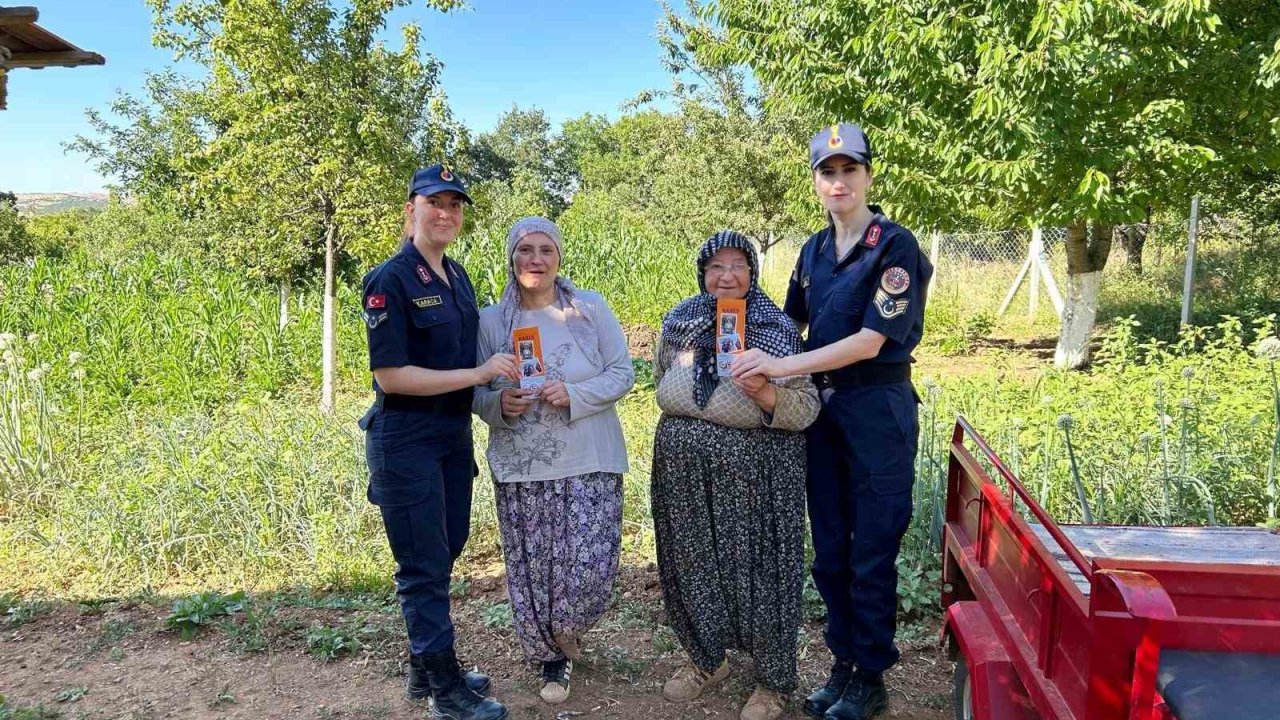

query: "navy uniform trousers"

left=362, top=405, right=473, bottom=656
left=806, top=380, right=918, bottom=673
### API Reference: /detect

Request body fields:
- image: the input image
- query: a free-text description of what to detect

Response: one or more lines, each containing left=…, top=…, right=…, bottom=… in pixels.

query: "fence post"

left=1180, top=196, right=1200, bottom=326
left=1035, top=235, right=1065, bottom=316
left=1029, top=228, right=1042, bottom=318
left=928, top=229, right=940, bottom=298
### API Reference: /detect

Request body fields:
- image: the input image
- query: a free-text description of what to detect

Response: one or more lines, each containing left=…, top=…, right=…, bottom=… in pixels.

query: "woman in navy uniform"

left=360, top=164, right=517, bottom=720
left=732, top=124, right=931, bottom=720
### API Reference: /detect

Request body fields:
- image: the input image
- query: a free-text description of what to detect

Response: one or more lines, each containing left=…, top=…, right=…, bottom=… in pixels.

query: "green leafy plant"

left=481, top=602, right=513, bottom=630
left=306, top=625, right=359, bottom=661
left=165, top=591, right=244, bottom=640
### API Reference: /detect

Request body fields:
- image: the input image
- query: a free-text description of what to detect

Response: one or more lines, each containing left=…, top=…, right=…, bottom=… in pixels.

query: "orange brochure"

left=513, top=326, right=547, bottom=395
left=715, top=298, right=745, bottom=377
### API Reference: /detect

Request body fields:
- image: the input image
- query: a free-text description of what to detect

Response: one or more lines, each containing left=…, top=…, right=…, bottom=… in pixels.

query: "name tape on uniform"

left=413, top=295, right=443, bottom=308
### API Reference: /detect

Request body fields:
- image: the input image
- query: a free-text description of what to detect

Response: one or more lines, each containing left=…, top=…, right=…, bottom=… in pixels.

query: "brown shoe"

left=740, top=686, right=786, bottom=720
left=663, top=659, right=730, bottom=702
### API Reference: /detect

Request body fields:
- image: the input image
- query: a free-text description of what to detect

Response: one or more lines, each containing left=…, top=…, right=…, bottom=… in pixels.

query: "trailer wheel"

left=953, top=653, right=974, bottom=720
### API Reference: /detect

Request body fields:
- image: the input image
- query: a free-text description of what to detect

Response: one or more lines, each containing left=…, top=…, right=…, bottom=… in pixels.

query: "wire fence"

left=759, top=205, right=1267, bottom=337
left=927, top=212, right=1258, bottom=328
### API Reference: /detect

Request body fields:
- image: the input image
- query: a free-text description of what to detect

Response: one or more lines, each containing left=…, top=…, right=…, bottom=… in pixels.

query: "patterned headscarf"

left=659, top=231, right=803, bottom=408
left=497, top=216, right=601, bottom=367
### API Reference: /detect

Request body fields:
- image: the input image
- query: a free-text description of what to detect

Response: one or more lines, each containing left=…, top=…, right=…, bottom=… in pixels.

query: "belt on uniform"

left=375, top=391, right=468, bottom=415
left=815, top=362, right=911, bottom=389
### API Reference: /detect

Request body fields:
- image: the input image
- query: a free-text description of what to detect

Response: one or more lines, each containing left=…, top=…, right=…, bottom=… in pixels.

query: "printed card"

left=513, top=326, right=547, bottom=395
left=716, top=298, right=745, bottom=377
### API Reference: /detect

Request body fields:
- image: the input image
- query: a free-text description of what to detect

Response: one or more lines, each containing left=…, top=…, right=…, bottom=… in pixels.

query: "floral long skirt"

left=651, top=414, right=806, bottom=693
left=495, top=471, right=624, bottom=662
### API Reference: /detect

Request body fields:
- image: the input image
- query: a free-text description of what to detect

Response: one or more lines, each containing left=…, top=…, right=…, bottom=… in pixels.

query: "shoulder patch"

left=874, top=288, right=909, bottom=320
left=880, top=267, right=910, bottom=295
left=366, top=294, right=386, bottom=309
left=363, top=310, right=389, bottom=329
left=413, top=295, right=443, bottom=308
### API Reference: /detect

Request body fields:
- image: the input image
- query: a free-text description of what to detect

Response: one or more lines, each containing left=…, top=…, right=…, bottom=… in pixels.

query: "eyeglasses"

left=705, top=263, right=750, bottom=276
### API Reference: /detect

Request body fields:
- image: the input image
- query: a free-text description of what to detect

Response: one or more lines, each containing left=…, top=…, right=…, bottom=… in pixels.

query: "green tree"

left=467, top=105, right=574, bottom=222
left=707, top=0, right=1280, bottom=367
left=111, top=0, right=466, bottom=411
left=66, top=71, right=209, bottom=213
left=0, top=191, right=32, bottom=262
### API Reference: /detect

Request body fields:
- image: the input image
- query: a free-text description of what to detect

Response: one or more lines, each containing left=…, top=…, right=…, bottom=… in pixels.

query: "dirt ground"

left=1, top=566, right=955, bottom=720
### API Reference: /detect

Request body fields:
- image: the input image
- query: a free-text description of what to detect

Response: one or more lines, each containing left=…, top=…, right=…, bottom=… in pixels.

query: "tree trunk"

left=278, top=277, right=291, bottom=331
left=1055, top=270, right=1102, bottom=369
left=320, top=223, right=337, bottom=414
left=1054, top=220, right=1111, bottom=369
left=1118, top=226, right=1145, bottom=274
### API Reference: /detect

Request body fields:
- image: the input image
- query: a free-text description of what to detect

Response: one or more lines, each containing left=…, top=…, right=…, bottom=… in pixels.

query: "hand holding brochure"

left=513, top=326, right=547, bottom=396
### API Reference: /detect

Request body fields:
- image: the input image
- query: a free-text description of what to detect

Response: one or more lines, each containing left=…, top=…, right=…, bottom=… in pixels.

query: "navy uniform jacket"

left=361, top=241, right=480, bottom=415
left=784, top=206, right=932, bottom=384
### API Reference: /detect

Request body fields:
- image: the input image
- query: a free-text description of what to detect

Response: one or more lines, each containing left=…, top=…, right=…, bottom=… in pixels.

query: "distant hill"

left=14, top=193, right=110, bottom=215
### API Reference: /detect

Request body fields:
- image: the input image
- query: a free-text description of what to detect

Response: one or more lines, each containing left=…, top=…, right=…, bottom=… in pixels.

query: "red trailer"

left=940, top=417, right=1280, bottom=720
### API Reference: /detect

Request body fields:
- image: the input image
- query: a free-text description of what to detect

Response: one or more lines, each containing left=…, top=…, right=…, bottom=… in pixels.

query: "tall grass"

left=2, top=229, right=1279, bottom=597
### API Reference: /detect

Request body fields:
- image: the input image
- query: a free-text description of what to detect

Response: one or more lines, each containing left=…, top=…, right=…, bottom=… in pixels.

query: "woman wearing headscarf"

left=651, top=231, right=821, bottom=720
left=473, top=216, right=635, bottom=706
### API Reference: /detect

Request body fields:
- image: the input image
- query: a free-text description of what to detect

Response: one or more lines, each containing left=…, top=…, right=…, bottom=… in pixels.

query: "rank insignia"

left=413, top=295, right=443, bottom=308
left=416, top=265, right=432, bottom=285
left=863, top=225, right=882, bottom=248
left=364, top=310, right=389, bottom=329
left=874, top=288, right=909, bottom=320
left=880, top=267, right=910, bottom=295
left=366, top=293, right=386, bottom=309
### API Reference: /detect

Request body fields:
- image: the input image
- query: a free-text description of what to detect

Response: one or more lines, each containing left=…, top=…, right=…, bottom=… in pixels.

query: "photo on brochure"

left=715, top=298, right=746, bottom=377
left=512, top=327, right=547, bottom=395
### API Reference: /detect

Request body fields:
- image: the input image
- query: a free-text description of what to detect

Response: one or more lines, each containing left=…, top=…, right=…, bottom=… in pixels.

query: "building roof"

left=0, top=6, right=106, bottom=110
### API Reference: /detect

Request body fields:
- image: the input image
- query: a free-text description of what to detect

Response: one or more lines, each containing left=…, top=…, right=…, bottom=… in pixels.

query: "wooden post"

left=928, top=230, right=941, bottom=298
left=1180, top=196, right=1200, bottom=327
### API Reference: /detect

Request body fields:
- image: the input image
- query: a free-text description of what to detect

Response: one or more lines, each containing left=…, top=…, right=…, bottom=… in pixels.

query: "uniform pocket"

left=829, top=291, right=864, bottom=317
left=410, top=308, right=450, bottom=328
left=885, top=384, right=919, bottom=457
left=410, top=308, right=460, bottom=356
left=868, top=471, right=915, bottom=497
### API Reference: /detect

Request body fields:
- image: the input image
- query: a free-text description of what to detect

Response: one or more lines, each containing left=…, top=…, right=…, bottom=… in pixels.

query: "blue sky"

left=0, top=0, right=673, bottom=193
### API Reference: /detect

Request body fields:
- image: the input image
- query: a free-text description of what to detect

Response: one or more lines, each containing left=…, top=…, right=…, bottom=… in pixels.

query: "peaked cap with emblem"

left=809, top=122, right=873, bottom=169
left=408, top=163, right=473, bottom=204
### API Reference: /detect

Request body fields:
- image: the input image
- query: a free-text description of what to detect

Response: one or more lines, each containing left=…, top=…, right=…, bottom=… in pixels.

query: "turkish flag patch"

left=366, top=294, right=386, bottom=309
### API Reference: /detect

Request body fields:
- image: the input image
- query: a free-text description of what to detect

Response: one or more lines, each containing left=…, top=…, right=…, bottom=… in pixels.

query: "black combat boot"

left=407, top=652, right=492, bottom=700
left=804, top=658, right=853, bottom=718
left=823, top=667, right=888, bottom=720
left=422, top=647, right=508, bottom=720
